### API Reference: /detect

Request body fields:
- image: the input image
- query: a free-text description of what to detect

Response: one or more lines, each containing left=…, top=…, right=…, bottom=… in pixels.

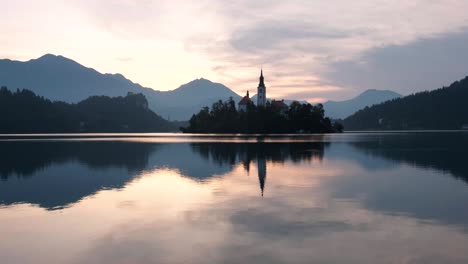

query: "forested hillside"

left=0, top=87, right=176, bottom=133
left=344, top=76, right=468, bottom=130
left=0, top=54, right=241, bottom=121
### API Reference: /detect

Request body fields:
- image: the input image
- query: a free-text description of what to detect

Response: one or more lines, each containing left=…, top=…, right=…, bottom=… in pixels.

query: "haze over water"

left=1, top=132, right=468, bottom=264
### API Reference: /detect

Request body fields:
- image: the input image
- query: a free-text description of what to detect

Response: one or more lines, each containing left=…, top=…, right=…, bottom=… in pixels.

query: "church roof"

left=239, top=95, right=252, bottom=105
left=271, top=99, right=288, bottom=108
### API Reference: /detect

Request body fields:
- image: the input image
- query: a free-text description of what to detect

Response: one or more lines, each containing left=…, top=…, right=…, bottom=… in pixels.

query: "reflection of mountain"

left=0, top=142, right=234, bottom=209
left=0, top=141, right=156, bottom=209
left=324, top=132, right=468, bottom=228
left=0, top=140, right=326, bottom=209
left=0, top=141, right=155, bottom=178
left=350, top=133, right=468, bottom=182
left=324, top=142, right=398, bottom=171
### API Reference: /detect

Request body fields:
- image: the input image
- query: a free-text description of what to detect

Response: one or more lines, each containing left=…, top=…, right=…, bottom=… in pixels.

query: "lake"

left=1, top=132, right=468, bottom=264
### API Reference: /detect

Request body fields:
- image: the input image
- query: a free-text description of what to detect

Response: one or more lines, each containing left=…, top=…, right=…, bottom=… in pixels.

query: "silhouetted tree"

left=182, top=99, right=342, bottom=134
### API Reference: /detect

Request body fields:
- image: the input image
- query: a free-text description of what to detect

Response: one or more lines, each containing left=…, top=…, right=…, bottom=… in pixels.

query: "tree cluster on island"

left=0, top=87, right=176, bottom=133
left=344, top=75, right=468, bottom=130
left=182, top=98, right=343, bottom=134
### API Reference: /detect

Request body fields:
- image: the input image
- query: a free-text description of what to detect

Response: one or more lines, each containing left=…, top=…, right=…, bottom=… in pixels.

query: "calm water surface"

left=1, top=132, right=468, bottom=264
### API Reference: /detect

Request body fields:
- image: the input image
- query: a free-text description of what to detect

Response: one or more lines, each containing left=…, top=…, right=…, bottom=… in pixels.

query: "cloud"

left=177, top=0, right=468, bottom=100
left=325, top=29, right=468, bottom=95
left=3, top=0, right=468, bottom=100
left=229, top=20, right=351, bottom=53
left=117, top=57, right=133, bottom=62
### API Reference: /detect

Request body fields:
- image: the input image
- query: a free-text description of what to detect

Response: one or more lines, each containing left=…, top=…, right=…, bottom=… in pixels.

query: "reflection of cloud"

left=75, top=164, right=468, bottom=264
left=230, top=208, right=361, bottom=237
left=324, top=164, right=468, bottom=229
left=3, top=139, right=468, bottom=263
left=117, top=200, right=138, bottom=209
left=323, top=139, right=468, bottom=229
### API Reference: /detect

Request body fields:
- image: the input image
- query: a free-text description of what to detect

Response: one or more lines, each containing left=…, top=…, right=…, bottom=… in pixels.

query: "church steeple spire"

left=257, top=68, right=266, bottom=106
left=259, top=69, right=264, bottom=87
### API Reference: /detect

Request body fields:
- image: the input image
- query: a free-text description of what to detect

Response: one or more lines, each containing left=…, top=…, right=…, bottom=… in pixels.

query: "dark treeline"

left=344, top=76, right=468, bottom=130
left=0, top=87, right=176, bottom=133
left=182, top=98, right=343, bottom=133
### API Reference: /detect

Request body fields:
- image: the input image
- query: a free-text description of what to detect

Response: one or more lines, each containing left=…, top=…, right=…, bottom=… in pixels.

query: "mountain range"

left=0, top=54, right=240, bottom=121
left=0, top=54, right=400, bottom=121
left=323, top=89, right=401, bottom=119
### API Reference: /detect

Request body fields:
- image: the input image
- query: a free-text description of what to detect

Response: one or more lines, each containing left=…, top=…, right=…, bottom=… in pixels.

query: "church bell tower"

left=257, top=69, right=266, bottom=107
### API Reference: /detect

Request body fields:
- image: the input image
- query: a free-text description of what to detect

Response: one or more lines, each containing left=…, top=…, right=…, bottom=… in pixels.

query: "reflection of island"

left=0, top=141, right=237, bottom=209
left=191, top=142, right=326, bottom=196
left=2, top=133, right=467, bottom=211
left=0, top=140, right=326, bottom=209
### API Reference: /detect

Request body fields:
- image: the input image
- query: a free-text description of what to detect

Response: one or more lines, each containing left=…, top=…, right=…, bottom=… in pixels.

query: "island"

left=182, top=70, right=343, bottom=134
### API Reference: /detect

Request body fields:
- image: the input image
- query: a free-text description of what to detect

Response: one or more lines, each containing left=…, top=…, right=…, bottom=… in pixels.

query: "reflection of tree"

left=0, top=141, right=158, bottom=210
left=191, top=142, right=326, bottom=196
left=0, top=140, right=326, bottom=208
left=191, top=142, right=326, bottom=166
left=351, top=133, right=468, bottom=183
left=0, top=141, right=156, bottom=179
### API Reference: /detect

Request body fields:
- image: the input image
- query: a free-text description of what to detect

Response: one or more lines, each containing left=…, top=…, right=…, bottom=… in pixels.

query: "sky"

left=2, top=0, right=468, bottom=102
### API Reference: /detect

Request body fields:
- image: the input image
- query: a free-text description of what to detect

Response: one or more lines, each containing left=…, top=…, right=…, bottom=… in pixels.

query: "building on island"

left=238, top=91, right=252, bottom=112
left=257, top=69, right=267, bottom=107
left=238, top=69, right=289, bottom=114
left=271, top=99, right=289, bottom=115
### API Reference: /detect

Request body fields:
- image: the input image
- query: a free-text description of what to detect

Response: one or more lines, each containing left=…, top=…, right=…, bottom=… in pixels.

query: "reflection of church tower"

left=257, top=69, right=266, bottom=107
left=242, top=160, right=251, bottom=176
left=257, top=156, right=267, bottom=196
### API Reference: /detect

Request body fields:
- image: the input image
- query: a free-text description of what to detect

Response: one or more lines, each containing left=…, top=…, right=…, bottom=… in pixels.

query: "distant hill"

left=250, top=94, right=308, bottom=106
left=324, top=89, right=401, bottom=119
left=344, top=76, right=468, bottom=130
left=0, top=87, right=176, bottom=133
left=0, top=54, right=241, bottom=121
left=152, top=78, right=241, bottom=121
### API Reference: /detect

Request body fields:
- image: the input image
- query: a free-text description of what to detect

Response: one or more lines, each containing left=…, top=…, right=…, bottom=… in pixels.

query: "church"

left=238, top=69, right=289, bottom=113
